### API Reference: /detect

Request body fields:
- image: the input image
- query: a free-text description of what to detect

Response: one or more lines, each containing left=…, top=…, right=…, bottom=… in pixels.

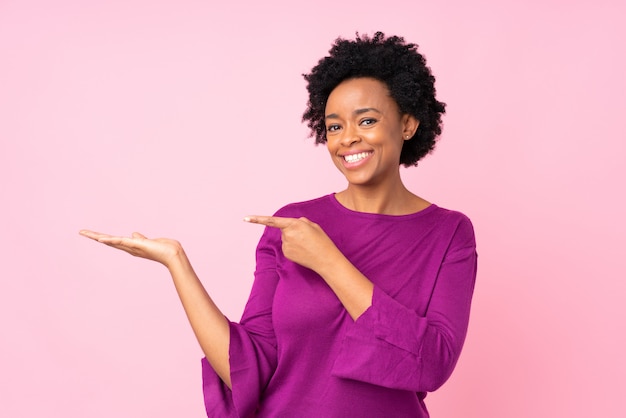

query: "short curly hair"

left=302, top=32, right=446, bottom=167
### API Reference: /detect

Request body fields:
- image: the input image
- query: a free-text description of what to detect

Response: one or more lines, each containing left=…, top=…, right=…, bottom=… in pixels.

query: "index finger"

left=244, top=215, right=296, bottom=229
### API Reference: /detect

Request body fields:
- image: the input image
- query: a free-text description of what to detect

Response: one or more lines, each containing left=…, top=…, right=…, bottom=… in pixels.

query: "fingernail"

left=243, top=217, right=251, bottom=222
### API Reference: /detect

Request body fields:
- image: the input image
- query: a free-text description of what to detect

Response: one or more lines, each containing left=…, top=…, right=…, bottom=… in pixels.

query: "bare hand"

left=244, top=216, right=340, bottom=273
left=79, top=230, right=184, bottom=269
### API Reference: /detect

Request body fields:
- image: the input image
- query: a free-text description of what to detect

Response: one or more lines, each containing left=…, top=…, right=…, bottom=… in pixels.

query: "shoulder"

left=429, top=205, right=476, bottom=248
left=431, top=205, right=473, bottom=227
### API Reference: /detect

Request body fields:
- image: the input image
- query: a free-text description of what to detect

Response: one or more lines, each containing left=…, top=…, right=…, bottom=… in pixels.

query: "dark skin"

left=80, top=76, right=425, bottom=390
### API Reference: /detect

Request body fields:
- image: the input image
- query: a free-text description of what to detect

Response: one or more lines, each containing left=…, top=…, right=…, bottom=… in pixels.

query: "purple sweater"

left=202, top=194, right=477, bottom=417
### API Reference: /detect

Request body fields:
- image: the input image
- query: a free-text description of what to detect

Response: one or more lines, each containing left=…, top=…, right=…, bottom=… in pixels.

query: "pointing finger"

left=244, top=216, right=296, bottom=229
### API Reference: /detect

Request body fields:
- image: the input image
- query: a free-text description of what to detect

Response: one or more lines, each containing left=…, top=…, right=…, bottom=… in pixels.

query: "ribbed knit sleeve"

left=201, top=227, right=280, bottom=418
left=331, top=215, right=477, bottom=392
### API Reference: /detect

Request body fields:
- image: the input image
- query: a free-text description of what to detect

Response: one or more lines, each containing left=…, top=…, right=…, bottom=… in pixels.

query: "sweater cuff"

left=202, top=321, right=262, bottom=418
left=368, top=286, right=428, bottom=355
left=330, top=286, right=429, bottom=391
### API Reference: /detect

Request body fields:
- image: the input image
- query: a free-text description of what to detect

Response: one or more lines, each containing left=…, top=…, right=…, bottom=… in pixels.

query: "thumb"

left=132, top=232, right=147, bottom=239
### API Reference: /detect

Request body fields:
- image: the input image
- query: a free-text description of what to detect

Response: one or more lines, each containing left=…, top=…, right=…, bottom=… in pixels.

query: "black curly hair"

left=302, top=32, right=446, bottom=167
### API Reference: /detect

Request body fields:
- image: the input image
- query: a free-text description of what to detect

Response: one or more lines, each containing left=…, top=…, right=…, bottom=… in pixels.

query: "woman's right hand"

left=79, top=230, right=184, bottom=269
left=80, top=229, right=232, bottom=386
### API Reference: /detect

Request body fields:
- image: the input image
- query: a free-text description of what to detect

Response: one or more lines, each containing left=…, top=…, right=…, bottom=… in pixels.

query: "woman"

left=80, top=32, right=477, bottom=417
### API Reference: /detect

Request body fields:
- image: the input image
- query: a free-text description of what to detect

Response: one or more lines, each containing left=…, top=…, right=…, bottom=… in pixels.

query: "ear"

left=402, top=114, right=420, bottom=140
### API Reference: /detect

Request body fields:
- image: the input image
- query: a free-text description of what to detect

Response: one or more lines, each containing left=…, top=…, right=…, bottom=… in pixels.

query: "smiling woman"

left=324, top=77, right=420, bottom=194
left=81, top=32, right=477, bottom=418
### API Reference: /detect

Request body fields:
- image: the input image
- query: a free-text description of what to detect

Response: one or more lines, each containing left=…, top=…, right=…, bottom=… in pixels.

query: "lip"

left=339, top=150, right=373, bottom=168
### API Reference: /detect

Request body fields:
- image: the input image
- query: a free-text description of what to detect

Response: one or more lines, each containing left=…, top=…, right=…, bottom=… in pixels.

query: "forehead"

left=326, top=77, right=396, bottom=112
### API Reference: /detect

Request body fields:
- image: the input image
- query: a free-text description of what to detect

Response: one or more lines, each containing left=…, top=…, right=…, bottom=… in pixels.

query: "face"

left=324, top=77, right=418, bottom=188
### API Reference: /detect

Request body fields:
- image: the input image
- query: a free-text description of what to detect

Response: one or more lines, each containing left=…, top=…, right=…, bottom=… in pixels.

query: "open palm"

left=79, top=230, right=183, bottom=268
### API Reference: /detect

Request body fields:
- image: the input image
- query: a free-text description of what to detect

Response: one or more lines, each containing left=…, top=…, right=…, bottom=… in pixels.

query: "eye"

left=360, top=118, right=377, bottom=126
left=326, top=124, right=341, bottom=132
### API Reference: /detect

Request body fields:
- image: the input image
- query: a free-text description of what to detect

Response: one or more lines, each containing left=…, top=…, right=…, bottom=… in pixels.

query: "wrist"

left=164, top=242, right=188, bottom=271
left=316, top=248, right=348, bottom=279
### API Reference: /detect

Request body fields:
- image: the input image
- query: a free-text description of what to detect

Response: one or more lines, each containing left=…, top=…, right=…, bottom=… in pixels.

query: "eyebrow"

left=325, top=107, right=382, bottom=120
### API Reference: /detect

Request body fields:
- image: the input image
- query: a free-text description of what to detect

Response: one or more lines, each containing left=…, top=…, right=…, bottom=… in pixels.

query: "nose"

left=339, top=124, right=361, bottom=147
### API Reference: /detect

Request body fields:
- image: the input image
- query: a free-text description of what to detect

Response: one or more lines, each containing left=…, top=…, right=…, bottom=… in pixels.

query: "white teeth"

left=344, top=152, right=371, bottom=163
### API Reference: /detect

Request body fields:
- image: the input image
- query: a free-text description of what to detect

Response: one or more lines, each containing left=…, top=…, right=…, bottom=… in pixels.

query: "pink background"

left=1, top=1, right=625, bottom=416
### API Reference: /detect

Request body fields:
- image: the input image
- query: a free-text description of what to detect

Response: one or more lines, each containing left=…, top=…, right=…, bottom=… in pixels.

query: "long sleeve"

left=330, top=214, right=477, bottom=392
left=202, top=227, right=280, bottom=418
left=199, top=195, right=477, bottom=417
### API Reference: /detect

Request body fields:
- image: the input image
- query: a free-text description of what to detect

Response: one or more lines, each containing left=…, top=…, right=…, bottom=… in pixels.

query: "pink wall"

left=2, top=1, right=624, bottom=416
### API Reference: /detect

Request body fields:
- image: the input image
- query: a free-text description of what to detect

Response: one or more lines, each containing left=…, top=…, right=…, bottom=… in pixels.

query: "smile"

left=343, top=152, right=372, bottom=163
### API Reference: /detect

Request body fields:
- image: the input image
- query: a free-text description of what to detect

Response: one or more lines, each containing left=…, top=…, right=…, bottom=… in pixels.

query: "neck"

left=336, top=181, right=429, bottom=215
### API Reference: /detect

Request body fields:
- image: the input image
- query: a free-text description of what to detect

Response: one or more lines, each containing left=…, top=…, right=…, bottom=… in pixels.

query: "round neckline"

left=327, top=193, right=438, bottom=220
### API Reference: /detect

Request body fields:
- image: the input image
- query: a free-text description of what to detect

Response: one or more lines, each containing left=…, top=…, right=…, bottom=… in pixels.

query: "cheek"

left=325, top=138, right=338, bottom=154
left=325, top=141, right=344, bottom=168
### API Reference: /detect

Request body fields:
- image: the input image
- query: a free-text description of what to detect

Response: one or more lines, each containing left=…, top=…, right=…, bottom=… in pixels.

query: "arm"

left=332, top=217, right=477, bottom=392
left=79, top=230, right=232, bottom=388
left=202, top=226, right=280, bottom=417
left=314, top=250, right=374, bottom=320
left=244, top=214, right=477, bottom=392
left=243, top=216, right=373, bottom=320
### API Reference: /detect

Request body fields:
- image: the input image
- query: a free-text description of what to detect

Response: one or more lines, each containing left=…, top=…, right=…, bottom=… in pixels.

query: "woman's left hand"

left=244, top=216, right=340, bottom=273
